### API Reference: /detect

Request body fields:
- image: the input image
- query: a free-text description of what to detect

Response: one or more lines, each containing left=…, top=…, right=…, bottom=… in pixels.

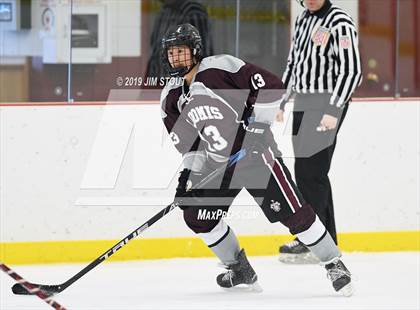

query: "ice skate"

left=278, top=239, right=320, bottom=264
left=217, top=249, right=262, bottom=292
left=325, top=258, right=354, bottom=297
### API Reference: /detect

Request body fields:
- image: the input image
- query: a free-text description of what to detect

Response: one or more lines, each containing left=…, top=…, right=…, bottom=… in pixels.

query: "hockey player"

left=160, top=23, right=353, bottom=296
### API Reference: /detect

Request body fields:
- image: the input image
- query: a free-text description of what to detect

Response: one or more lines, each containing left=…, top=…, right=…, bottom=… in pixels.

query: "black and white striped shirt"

left=281, top=0, right=362, bottom=116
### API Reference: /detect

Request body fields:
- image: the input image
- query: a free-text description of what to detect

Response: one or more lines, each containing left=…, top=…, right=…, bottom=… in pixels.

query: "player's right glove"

left=175, top=168, right=204, bottom=210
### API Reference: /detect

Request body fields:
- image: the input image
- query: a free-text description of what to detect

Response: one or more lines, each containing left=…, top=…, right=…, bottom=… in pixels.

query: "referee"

left=277, top=0, right=362, bottom=263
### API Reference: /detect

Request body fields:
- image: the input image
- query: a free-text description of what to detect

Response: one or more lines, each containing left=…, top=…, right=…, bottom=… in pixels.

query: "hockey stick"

left=11, top=149, right=246, bottom=296
left=0, top=262, right=67, bottom=309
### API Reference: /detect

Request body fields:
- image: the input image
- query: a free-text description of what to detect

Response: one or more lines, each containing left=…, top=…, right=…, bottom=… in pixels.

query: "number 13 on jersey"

left=251, top=73, right=266, bottom=90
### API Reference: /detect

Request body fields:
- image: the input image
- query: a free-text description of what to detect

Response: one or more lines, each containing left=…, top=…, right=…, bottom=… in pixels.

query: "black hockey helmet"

left=161, top=23, right=203, bottom=77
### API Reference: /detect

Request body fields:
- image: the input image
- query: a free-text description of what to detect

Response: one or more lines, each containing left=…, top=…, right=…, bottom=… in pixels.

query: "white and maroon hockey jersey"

left=160, top=54, right=285, bottom=162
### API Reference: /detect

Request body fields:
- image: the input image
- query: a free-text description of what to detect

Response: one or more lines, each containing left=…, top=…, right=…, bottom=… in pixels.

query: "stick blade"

left=12, top=283, right=60, bottom=295
left=12, top=283, right=31, bottom=295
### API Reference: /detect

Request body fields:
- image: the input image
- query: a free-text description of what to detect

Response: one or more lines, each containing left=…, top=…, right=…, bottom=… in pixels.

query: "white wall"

left=0, top=100, right=419, bottom=242
left=0, top=0, right=140, bottom=60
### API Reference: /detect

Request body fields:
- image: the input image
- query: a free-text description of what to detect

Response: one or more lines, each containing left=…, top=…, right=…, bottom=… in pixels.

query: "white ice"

left=1, top=252, right=419, bottom=310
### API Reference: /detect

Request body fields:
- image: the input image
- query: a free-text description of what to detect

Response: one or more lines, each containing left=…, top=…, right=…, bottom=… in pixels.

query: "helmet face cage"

left=161, top=24, right=203, bottom=77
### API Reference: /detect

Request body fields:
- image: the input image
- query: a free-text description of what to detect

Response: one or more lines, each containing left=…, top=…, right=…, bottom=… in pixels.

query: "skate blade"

left=338, top=282, right=354, bottom=297
left=278, top=253, right=320, bottom=265
left=222, top=281, right=263, bottom=293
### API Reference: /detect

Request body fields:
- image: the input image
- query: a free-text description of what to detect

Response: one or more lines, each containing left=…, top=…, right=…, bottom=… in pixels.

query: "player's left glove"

left=242, top=121, right=272, bottom=159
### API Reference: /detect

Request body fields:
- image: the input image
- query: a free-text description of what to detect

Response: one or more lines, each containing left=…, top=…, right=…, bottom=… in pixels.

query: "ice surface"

left=1, top=252, right=419, bottom=310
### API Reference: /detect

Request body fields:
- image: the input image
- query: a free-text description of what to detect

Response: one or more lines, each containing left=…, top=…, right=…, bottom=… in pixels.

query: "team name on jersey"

left=187, top=105, right=223, bottom=128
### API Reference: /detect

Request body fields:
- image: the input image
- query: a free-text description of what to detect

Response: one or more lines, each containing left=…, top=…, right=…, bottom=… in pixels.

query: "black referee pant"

left=292, top=94, right=349, bottom=244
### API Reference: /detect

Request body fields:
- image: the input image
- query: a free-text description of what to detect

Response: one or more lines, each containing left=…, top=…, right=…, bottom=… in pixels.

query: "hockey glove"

left=175, top=168, right=204, bottom=210
left=242, top=121, right=272, bottom=159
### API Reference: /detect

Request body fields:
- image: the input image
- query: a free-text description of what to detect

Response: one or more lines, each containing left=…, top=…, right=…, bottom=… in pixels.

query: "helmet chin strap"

left=183, top=58, right=199, bottom=76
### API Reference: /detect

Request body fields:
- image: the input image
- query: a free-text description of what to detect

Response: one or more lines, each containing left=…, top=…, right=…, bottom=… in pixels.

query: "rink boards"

left=0, top=99, right=419, bottom=264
